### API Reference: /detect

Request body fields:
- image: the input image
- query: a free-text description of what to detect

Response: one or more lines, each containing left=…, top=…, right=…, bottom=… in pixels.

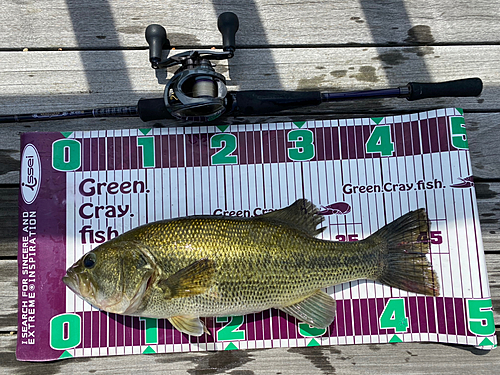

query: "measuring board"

left=17, top=108, right=497, bottom=361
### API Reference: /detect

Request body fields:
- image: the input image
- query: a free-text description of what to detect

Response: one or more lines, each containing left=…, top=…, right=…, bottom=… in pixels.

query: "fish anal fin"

left=169, top=315, right=207, bottom=336
left=259, top=199, right=325, bottom=237
left=159, top=258, right=215, bottom=299
left=280, top=290, right=336, bottom=328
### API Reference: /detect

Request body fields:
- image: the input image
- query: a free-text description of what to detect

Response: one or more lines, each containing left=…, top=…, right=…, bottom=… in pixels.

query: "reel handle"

left=217, top=12, right=239, bottom=55
left=145, top=24, right=169, bottom=68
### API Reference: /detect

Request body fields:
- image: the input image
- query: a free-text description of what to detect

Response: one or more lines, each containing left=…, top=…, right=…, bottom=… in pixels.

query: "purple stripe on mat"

left=335, top=300, right=346, bottom=337
left=124, top=316, right=133, bottom=347
left=237, top=132, right=247, bottom=166
left=368, top=298, right=379, bottom=335
left=100, top=312, right=108, bottom=348
left=122, top=137, right=131, bottom=170
left=359, top=299, right=370, bottom=336
left=420, top=119, right=430, bottom=154
left=246, top=313, right=257, bottom=341
left=435, top=297, right=447, bottom=335
left=352, top=299, right=362, bottom=336
left=438, top=116, right=450, bottom=152
left=403, top=122, right=413, bottom=155
left=262, top=310, right=272, bottom=340
left=454, top=298, right=466, bottom=336
left=91, top=138, right=99, bottom=171
left=417, top=297, right=429, bottom=333
left=411, top=121, right=421, bottom=154
left=395, top=122, right=404, bottom=156
left=342, top=300, right=353, bottom=337
left=408, top=297, right=420, bottom=332
left=445, top=297, right=456, bottom=335
left=75, top=116, right=459, bottom=172
left=429, top=118, right=440, bottom=153
left=82, top=138, right=91, bottom=171
left=271, top=309, right=280, bottom=339
left=73, top=297, right=477, bottom=348
left=287, top=314, right=298, bottom=340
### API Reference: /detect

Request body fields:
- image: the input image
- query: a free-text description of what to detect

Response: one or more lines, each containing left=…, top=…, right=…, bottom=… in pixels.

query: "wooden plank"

left=0, top=260, right=17, bottom=333
left=0, top=188, right=18, bottom=254
left=1, top=0, right=500, bottom=49
left=476, top=182, right=500, bottom=253
left=1, top=330, right=500, bottom=374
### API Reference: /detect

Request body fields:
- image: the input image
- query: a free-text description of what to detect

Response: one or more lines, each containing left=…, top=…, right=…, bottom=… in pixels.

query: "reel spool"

left=145, top=12, right=239, bottom=122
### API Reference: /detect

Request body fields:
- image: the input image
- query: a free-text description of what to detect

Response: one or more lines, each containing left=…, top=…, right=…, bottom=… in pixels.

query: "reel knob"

left=217, top=12, right=239, bottom=55
left=145, top=24, right=169, bottom=68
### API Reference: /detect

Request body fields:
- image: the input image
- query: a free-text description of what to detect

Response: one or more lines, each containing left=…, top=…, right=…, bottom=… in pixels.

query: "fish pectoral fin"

left=280, top=290, right=336, bottom=328
left=159, top=258, right=216, bottom=299
left=169, top=315, right=207, bottom=336
left=258, top=199, right=325, bottom=237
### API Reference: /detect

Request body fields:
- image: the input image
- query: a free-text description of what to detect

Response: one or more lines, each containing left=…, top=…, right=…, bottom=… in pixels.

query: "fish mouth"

left=62, top=269, right=81, bottom=295
left=63, top=268, right=95, bottom=301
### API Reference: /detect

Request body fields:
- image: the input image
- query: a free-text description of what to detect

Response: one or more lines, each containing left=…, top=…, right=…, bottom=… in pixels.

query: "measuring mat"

left=17, top=108, right=497, bottom=361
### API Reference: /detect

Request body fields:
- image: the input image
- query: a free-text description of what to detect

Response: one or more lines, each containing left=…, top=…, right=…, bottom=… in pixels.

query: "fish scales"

left=120, top=216, right=377, bottom=318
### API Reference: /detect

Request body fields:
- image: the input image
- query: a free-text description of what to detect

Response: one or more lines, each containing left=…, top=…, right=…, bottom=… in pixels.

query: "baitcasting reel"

left=145, top=12, right=239, bottom=121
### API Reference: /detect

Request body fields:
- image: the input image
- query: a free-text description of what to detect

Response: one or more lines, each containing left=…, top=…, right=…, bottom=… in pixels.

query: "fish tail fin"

left=373, top=209, right=440, bottom=296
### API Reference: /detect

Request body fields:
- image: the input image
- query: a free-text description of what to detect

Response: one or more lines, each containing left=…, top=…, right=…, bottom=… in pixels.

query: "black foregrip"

left=407, top=78, right=483, bottom=101
left=234, top=90, right=323, bottom=115
left=137, top=98, right=174, bottom=121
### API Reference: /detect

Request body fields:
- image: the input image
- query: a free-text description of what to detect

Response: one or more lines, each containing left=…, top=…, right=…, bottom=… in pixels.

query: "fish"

left=63, top=199, right=439, bottom=336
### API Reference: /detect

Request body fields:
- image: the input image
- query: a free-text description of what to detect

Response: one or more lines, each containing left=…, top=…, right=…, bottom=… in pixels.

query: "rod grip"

left=407, top=78, right=483, bottom=101
left=137, top=98, right=173, bottom=121
left=234, top=90, right=323, bottom=115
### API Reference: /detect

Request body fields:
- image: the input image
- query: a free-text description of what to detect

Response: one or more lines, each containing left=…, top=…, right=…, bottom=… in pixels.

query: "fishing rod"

left=0, top=12, right=483, bottom=125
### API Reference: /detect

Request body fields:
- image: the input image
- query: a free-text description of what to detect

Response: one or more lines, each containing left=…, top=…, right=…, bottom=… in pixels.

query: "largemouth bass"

left=63, top=199, right=439, bottom=336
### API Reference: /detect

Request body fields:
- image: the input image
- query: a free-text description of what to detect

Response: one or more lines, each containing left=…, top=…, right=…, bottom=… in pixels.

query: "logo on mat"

left=450, top=175, right=474, bottom=188
left=317, top=202, right=352, bottom=215
left=20, top=144, right=41, bottom=204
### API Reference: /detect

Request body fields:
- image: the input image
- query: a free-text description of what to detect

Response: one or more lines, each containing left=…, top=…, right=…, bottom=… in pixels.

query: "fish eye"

left=83, top=252, right=97, bottom=269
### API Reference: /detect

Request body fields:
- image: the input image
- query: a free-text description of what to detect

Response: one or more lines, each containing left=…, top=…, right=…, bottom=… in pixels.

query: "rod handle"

left=137, top=98, right=174, bottom=121
left=407, top=78, right=483, bottom=101
left=234, top=90, right=322, bottom=115
left=145, top=24, right=169, bottom=68
left=217, top=12, right=239, bottom=55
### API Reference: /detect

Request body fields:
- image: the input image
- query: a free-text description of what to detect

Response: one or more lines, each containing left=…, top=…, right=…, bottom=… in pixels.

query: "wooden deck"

left=1, top=0, right=499, bottom=373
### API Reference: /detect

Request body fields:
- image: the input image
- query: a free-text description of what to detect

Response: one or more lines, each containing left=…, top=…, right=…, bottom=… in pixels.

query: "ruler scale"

left=16, top=108, right=497, bottom=361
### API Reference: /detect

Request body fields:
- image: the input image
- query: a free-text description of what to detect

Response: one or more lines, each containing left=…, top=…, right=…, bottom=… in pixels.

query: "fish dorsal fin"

left=259, top=199, right=325, bottom=237
left=280, top=290, right=336, bottom=329
left=158, top=258, right=215, bottom=299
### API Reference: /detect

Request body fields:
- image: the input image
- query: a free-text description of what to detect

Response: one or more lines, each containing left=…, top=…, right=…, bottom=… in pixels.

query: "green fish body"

left=63, top=199, right=439, bottom=336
